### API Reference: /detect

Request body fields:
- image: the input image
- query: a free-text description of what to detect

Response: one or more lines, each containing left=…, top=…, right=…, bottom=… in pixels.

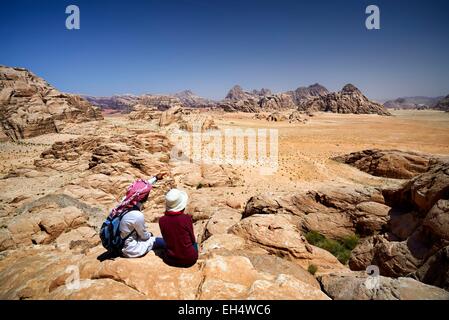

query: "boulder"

left=319, top=271, right=449, bottom=300
left=333, top=149, right=432, bottom=179
left=412, top=246, right=449, bottom=290
left=423, top=199, right=449, bottom=240
left=230, top=214, right=347, bottom=273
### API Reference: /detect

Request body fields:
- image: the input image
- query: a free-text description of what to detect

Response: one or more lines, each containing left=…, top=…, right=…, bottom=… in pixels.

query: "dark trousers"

left=153, top=237, right=166, bottom=250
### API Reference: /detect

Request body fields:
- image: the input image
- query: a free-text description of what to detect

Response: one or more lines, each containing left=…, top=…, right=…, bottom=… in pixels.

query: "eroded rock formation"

left=299, top=84, right=391, bottom=115
left=0, top=66, right=103, bottom=141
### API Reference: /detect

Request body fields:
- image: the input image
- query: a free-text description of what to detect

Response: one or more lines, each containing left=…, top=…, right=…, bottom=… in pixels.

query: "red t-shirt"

left=159, top=212, right=198, bottom=267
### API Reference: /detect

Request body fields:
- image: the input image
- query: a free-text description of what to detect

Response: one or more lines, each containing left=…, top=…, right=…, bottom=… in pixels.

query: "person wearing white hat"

left=159, top=188, right=198, bottom=267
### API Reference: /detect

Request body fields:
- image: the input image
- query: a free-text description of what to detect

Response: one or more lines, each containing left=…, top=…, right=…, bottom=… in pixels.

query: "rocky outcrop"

left=434, top=95, right=449, bottom=112
left=219, top=97, right=260, bottom=113
left=173, top=90, right=215, bottom=108
left=157, top=106, right=217, bottom=131
left=138, top=94, right=183, bottom=111
left=333, top=149, right=434, bottom=179
left=349, top=160, right=449, bottom=288
left=412, top=245, right=449, bottom=290
left=230, top=214, right=347, bottom=273
left=128, top=104, right=161, bottom=121
left=222, top=85, right=296, bottom=112
left=299, top=84, right=391, bottom=115
left=259, top=94, right=296, bottom=110
left=266, top=112, right=287, bottom=122
left=225, top=85, right=259, bottom=101
left=285, top=83, right=329, bottom=105
left=318, top=272, right=449, bottom=300
left=0, top=245, right=330, bottom=300
left=243, top=184, right=388, bottom=240
left=288, top=110, right=309, bottom=123
left=253, top=110, right=309, bottom=123
left=0, top=65, right=103, bottom=141
left=82, top=95, right=139, bottom=113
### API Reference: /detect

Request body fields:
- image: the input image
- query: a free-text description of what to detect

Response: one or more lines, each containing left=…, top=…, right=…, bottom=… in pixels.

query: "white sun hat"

left=165, top=188, right=189, bottom=212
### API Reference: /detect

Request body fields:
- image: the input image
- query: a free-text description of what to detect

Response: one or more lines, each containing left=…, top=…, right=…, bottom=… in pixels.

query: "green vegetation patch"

left=305, top=231, right=359, bottom=264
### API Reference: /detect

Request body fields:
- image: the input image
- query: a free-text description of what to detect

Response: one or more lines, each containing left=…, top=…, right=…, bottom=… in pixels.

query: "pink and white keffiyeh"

left=109, top=179, right=153, bottom=218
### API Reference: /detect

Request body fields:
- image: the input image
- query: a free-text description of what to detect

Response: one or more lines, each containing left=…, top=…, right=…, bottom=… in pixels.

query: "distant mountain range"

left=382, top=96, right=444, bottom=109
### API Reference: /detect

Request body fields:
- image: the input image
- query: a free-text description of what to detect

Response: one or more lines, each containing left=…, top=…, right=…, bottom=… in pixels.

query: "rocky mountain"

left=0, top=65, right=102, bottom=141
left=221, top=85, right=296, bottom=112
left=299, top=84, right=391, bottom=115
left=434, top=94, right=449, bottom=112
left=173, top=90, right=216, bottom=108
left=84, top=90, right=215, bottom=112
left=383, top=96, right=442, bottom=109
left=82, top=95, right=139, bottom=113
left=251, top=88, right=272, bottom=96
left=225, top=85, right=257, bottom=101
left=137, top=94, right=183, bottom=111
left=285, top=83, right=329, bottom=105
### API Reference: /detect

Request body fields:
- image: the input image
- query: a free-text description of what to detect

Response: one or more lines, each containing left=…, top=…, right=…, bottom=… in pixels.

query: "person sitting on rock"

left=158, top=189, right=198, bottom=267
left=112, top=173, right=167, bottom=258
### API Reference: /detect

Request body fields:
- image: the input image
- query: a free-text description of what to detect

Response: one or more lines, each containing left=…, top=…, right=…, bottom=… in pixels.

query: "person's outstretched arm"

left=147, top=172, right=167, bottom=185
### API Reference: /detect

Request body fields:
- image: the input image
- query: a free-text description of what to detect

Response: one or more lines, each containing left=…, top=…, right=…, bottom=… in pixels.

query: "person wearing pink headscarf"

left=114, top=173, right=167, bottom=258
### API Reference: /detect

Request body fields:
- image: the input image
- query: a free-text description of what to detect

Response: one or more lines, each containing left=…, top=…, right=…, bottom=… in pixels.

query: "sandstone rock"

left=383, top=160, right=449, bottom=213
left=299, top=84, right=391, bottom=115
left=348, top=235, right=385, bottom=270
left=423, top=199, right=449, bottom=240
left=218, top=97, right=260, bottom=113
left=0, top=65, right=102, bottom=141
left=230, top=214, right=347, bottom=273
left=288, top=110, right=309, bottom=123
left=247, top=274, right=330, bottom=300
left=2, top=205, right=89, bottom=251
left=434, top=94, right=449, bottom=112
left=159, top=106, right=184, bottom=126
left=225, top=85, right=258, bottom=101
left=319, top=271, right=449, bottom=300
left=259, top=94, right=295, bottom=110
left=199, top=254, right=329, bottom=300
left=412, top=245, right=449, bottom=290
left=83, top=95, right=139, bottom=113
left=244, top=185, right=387, bottom=239
left=173, top=90, right=216, bottom=108
left=285, top=83, right=329, bottom=105
left=334, top=149, right=432, bottom=179
left=389, top=211, right=421, bottom=240
left=348, top=159, right=449, bottom=286
left=179, top=163, right=241, bottom=189
left=204, top=207, right=241, bottom=239
left=139, top=94, right=183, bottom=111
left=178, top=114, right=218, bottom=132
left=201, top=234, right=247, bottom=254
left=266, top=112, right=287, bottom=122
left=128, top=104, right=161, bottom=120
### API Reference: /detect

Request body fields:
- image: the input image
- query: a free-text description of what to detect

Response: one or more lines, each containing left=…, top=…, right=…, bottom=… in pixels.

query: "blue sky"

left=1, top=0, right=448, bottom=100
